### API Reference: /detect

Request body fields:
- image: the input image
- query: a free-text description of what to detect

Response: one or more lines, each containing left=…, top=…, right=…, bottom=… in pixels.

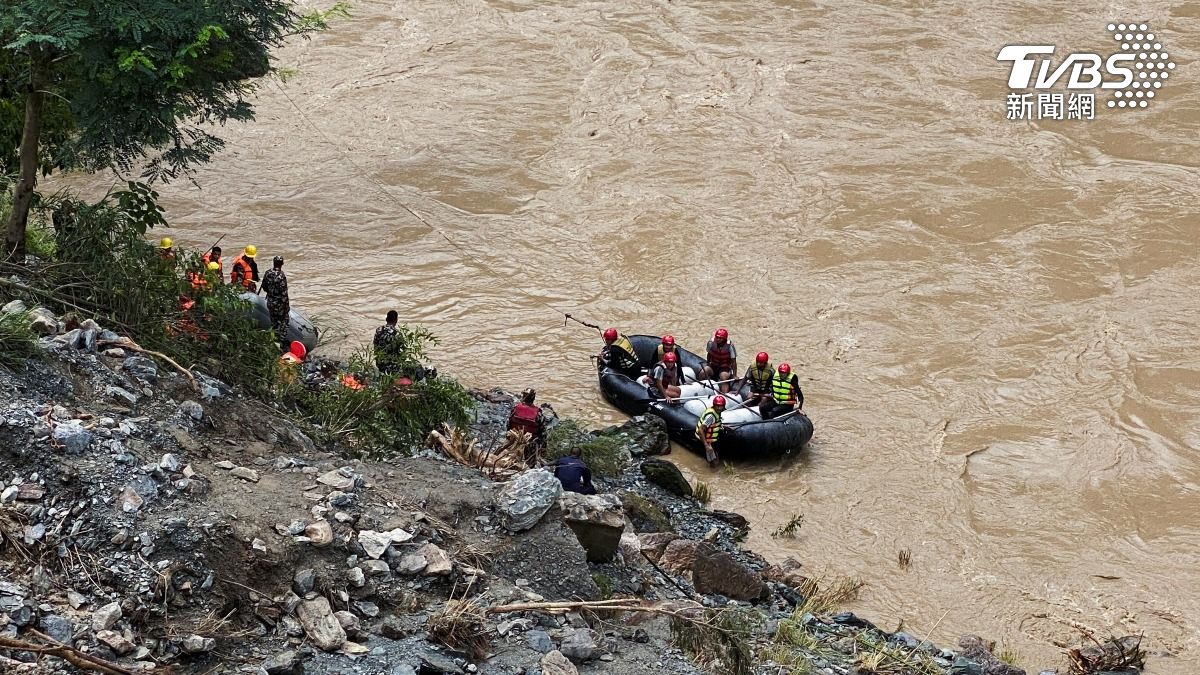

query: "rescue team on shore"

left=599, top=327, right=805, bottom=467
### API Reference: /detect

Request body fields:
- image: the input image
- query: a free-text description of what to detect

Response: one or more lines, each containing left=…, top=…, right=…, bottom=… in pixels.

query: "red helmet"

left=714, top=328, right=728, bottom=340
left=778, top=363, right=791, bottom=374
left=712, top=395, right=726, bottom=408
left=603, top=328, right=618, bottom=342
left=662, top=334, right=675, bottom=346
left=756, top=351, right=768, bottom=365
left=663, top=352, right=677, bottom=364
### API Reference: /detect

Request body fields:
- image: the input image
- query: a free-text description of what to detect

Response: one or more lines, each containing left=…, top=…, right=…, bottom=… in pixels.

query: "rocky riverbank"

left=0, top=301, right=1143, bottom=675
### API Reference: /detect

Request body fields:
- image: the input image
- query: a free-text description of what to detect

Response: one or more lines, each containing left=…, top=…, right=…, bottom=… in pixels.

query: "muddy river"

left=68, top=1, right=1200, bottom=670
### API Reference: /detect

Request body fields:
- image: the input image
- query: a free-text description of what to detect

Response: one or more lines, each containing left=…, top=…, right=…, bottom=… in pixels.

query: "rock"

left=526, top=630, right=555, bottom=653
left=620, top=491, right=672, bottom=533
left=334, top=610, right=361, bottom=636
left=419, top=543, right=452, bottom=575
left=103, top=347, right=126, bottom=358
left=52, top=421, right=92, bottom=455
left=495, top=468, right=562, bottom=533
left=297, top=596, right=347, bottom=651
left=493, top=518, right=600, bottom=601
left=1, top=299, right=27, bottom=314
left=0, top=581, right=26, bottom=611
left=340, top=641, right=370, bottom=655
left=293, top=569, right=317, bottom=596
left=379, top=616, right=410, bottom=640
left=181, top=635, right=215, bottom=653
left=214, top=460, right=236, bottom=470
left=692, top=544, right=765, bottom=601
left=362, top=560, right=390, bottom=577
left=66, top=590, right=87, bottom=609
left=602, top=414, right=670, bottom=456
left=956, top=635, right=1026, bottom=675
left=559, top=628, right=598, bottom=662
left=658, top=539, right=701, bottom=574
left=640, top=458, right=692, bottom=497
left=118, top=487, right=144, bottom=513
left=38, top=615, right=74, bottom=644
left=96, top=629, right=135, bottom=655
left=950, top=657, right=985, bottom=675
left=230, top=466, right=260, bottom=482
left=396, top=552, right=427, bottom=575
left=122, top=356, right=158, bottom=384
left=417, top=651, right=464, bottom=674
left=159, top=454, right=182, bottom=472
left=558, top=492, right=625, bottom=562
left=347, top=567, right=366, bottom=587
left=178, top=400, right=204, bottom=420
left=0, top=486, right=16, bottom=502
left=105, top=385, right=138, bottom=406
left=358, top=528, right=413, bottom=559
left=262, top=650, right=301, bottom=674
left=15, top=484, right=44, bottom=501
left=317, top=469, right=356, bottom=491
left=708, top=509, right=749, bottom=529
left=303, top=520, right=333, bottom=547
left=30, top=316, right=58, bottom=336
left=541, top=650, right=581, bottom=674
left=764, top=557, right=809, bottom=590
left=252, top=538, right=268, bottom=552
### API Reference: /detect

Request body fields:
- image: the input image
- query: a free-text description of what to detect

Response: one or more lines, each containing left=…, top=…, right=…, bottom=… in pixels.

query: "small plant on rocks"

left=772, top=512, right=804, bottom=538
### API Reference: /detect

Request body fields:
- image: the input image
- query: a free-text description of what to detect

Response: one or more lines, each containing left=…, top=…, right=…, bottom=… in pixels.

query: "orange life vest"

left=230, top=255, right=254, bottom=289
left=201, top=251, right=222, bottom=277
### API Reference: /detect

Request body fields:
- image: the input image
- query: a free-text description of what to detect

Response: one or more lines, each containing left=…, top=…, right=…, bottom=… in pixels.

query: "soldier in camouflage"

left=260, top=256, right=290, bottom=350
left=374, top=310, right=402, bottom=373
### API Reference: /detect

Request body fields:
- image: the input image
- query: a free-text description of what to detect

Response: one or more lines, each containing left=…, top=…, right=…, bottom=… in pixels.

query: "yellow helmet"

left=207, top=261, right=220, bottom=271
left=244, top=245, right=257, bottom=257
left=159, top=237, right=173, bottom=249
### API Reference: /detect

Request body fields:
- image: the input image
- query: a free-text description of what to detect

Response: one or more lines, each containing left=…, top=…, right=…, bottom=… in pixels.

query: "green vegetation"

left=1, top=0, right=349, bottom=256
left=693, top=480, right=711, bottom=505
left=591, top=573, right=613, bottom=600
left=545, top=420, right=628, bottom=477
left=0, top=310, right=38, bottom=368
left=772, top=512, right=805, bottom=539
left=619, top=491, right=672, bottom=532
left=997, top=647, right=1022, bottom=667
left=672, top=608, right=762, bottom=675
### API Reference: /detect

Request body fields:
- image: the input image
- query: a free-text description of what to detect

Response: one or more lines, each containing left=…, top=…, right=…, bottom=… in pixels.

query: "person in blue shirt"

left=553, top=447, right=596, bottom=494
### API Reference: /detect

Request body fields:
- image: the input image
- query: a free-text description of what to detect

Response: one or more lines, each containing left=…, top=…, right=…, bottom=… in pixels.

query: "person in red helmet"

left=761, top=362, right=805, bottom=420
left=738, top=351, right=775, bottom=408
left=695, top=394, right=726, bottom=467
left=507, top=388, right=547, bottom=465
left=650, top=351, right=683, bottom=403
left=655, top=334, right=681, bottom=363
left=699, top=328, right=738, bottom=392
left=599, top=327, right=642, bottom=379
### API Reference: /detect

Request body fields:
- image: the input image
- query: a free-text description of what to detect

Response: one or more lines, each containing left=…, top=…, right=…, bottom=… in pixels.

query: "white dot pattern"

left=1108, top=21, right=1174, bottom=112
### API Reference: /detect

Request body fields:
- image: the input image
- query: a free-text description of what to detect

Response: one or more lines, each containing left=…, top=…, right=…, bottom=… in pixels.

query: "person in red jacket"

left=507, top=388, right=547, bottom=464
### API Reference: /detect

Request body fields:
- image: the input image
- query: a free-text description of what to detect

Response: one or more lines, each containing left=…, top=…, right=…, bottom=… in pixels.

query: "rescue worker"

left=761, top=362, right=805, bottom=420
left=599, top=327, right=642, bottom=379
left=278, top=341, right=306, bottom=386
left=158, top=237, right=175, bottom=260
left=260, top=255, right=290, bottom=350
left=230, top=245, right=260, bottom=291
left=695, top=394, right=726, bottom=467
left=201, top=246, right=223, bottom=281
left=189, top=260, right=222, bottom=291
left=374, top=310, right=403, bottom=374
left=699, top=328, right=738, bottom=392
left=739, top=352, right=775, bottom=408
left=655, top=334, right=681, bottom=363
left=650, top=351, right=683, bottom=403
left=553, top=447, right=596, bottom=495
left=507, top=388, right=547, bottom=464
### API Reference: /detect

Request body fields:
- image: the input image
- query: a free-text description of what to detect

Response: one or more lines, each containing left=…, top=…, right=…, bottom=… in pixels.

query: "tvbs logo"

left=998, top=23, right=1174, bottom=119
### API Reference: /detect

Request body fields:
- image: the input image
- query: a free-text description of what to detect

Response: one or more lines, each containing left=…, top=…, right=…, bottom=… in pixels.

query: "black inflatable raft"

left=597, top=334, right=813, bottom=459
left=239, top=292, right=319, bottom=353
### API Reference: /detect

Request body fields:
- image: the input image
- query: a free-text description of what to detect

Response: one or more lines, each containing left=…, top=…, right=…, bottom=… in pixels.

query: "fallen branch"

left=0, top=631, right=143, bottom=675
left=98, top=338, right=197, bottom=391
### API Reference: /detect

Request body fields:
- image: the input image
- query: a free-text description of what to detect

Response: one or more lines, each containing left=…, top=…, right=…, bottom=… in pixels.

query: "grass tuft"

left=0, top=311, right=39, bottom=368
left=693, top=480, right=711, bottom=505
left=772, top=513, right=804, bottom=539
left=545, top=420, right=628, bottom=477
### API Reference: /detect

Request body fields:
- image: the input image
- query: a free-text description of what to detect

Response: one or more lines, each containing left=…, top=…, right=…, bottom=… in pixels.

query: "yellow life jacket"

left=610, top=334, right=638, bottom=369
left=694, top=406, right=721, bottom=442
left=748, top=365, right=773, bottom=392
left=772, top=372, right=797, bottom=404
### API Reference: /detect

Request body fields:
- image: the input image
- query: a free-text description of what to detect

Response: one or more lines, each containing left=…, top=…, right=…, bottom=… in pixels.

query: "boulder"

left=658, top=539, right=701, bottom=574
left=38, top=614, right=74, bottom=644
left=1, top=299, right=27, bottom=314
left=764, top=557, right=809, bottom=590
left=95, top=629, right=134, bottom=655
left=297, top=596, right=346, bottom=651
left=526, top=630, right=555, bottom=653
left=540, top=649, right=580, bottom=675
left=92, top=602, right=122, bottom=631
left=956, top=635, right=1027, bottom=675
left=558, top=492, right=625, bottom=562
left=181, top=635, right=215, bottom=653
left=358, top=528, right=413, bottom=559
left=691, top=544, right=765, bottom=601
left=122, top=356, right=158, bottom=384
left=559, top=628, right=598, bottom=662
left=640, top=458, right=692, bottom=497
left=620, top=491, right=672, bottom=532
left=105, top=385, right=138, bottom=407
left=303, top=520, right=334, bottom=547
left=495, top=468, right=561, bottom=533
left=595, top=414, right=670, bottom=457
left=637, top=532, right=680, bottom=563
left=178, top=400, right=203, bottom=420
left=30, top=315, right=58, bottom=336
left=262, top=650, right=301, bottom=674
left=52, top=421, right=92, bottom=455
left=418, top=543, right=452, bottom=575
left=492, top=518, right=599, bottom=601
left=230, top=466, right=260, bottom=483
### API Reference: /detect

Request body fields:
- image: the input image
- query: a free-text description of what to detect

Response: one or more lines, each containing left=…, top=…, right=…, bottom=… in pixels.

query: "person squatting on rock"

left=507, top=388, right=547, bottom=465
left=261, top=255, right=290, bottom=350
left=599, top=327, right=641, bottom=379
left=553, top=447, right=596, bottom=495
left=760, top=362, right=804, bottom=420
left=374, top=310, right=403, bottom=374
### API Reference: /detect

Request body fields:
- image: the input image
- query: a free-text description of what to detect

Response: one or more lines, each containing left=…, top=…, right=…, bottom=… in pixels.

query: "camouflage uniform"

left=260, top=268, right=290, bottom=347
left=373, top=324, right=400, bottom=373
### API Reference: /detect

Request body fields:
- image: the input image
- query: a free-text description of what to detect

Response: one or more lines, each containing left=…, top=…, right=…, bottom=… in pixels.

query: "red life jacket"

left=707, top=341, right=734, bottom=371
left=509, top=403, right=540, bottom=436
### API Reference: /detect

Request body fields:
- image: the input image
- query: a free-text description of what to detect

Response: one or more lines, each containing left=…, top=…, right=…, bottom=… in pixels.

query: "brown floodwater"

left=64, top=1, right=1200, bottom=670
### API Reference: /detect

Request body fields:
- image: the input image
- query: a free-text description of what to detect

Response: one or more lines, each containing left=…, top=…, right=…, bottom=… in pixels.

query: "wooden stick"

left=98, top=339, right=197, bottom=391
left=0, top=631, right=142, bottom=675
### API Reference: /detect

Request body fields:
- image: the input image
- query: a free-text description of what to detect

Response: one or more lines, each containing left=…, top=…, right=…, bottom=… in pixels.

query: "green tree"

left=1, top=0, right=346, bottom=259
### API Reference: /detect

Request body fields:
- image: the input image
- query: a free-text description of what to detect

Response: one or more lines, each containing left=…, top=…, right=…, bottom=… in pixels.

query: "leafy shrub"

left=544, top=419, right=628, bottom=477
left=0, top=310, right=38, bottom=368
